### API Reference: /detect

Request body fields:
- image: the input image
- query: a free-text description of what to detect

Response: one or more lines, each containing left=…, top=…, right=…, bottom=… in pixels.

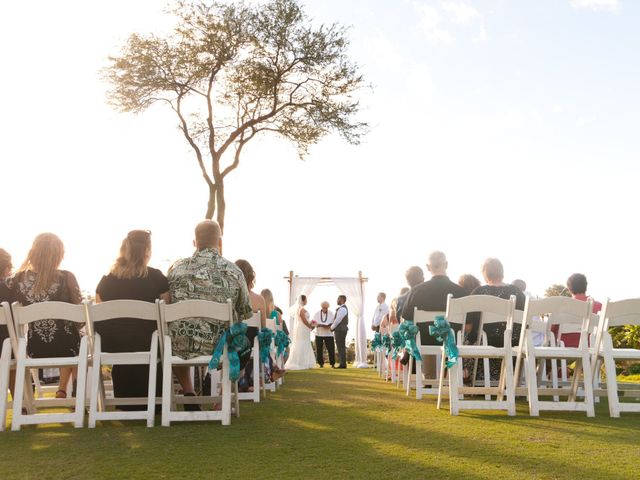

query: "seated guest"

left=95, top=230, right=169, bottom=408
left=388, top=288, right=409, bottom=326
left=395, top=266, right=425, bottom=322
left=469, top=258, right=525, bottom=380
left=235, top=259, right=284, bottom=386
left=552, top=273, right=602, bottom=348
left=0, top=249, right=15, bottom=395
left=458, top=274, right=481, bottom=296
left=402, top=252, right=466, bottom=376
left=167, top=221, right=253, bottom=402
left=261, top=288, right=286, bottom=332
left=6, top=233, right=82, bottom=399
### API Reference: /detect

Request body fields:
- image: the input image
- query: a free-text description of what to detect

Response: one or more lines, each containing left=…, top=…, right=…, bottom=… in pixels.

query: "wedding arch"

left=285, top=271, right=369, bottom=368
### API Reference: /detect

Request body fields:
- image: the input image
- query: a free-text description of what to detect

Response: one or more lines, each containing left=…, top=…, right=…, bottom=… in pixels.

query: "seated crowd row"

left=0, top=221, right=287, bottom=406
left=373, top=251, right=601, bottom=383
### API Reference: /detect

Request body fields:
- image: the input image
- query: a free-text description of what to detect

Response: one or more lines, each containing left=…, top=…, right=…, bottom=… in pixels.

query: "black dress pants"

left=334, top=328, right=348, bottom=368
left=315, top=336, right=335, bottom=366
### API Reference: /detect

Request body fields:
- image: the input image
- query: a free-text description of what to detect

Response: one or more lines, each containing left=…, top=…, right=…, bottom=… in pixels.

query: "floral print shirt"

left=167, top=248, right=253, bottom=359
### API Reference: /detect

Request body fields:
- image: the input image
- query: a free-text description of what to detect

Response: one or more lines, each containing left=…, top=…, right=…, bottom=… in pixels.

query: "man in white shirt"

left=371, top=292, right=389, bottom=332
left=313, top=301, right=335, bottom=368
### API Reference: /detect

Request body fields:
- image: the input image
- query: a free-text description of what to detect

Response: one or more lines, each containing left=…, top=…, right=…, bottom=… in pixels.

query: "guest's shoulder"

left=218, top=256, right=245, bottom=281
left=471, top=285, right=490, bottom=295
left=147, top=266, right=167, bottom=279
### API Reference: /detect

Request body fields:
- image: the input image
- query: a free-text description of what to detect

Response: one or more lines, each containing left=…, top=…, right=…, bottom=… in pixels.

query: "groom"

left=313, top=301, right=335, bottom=368
left=331, top=295, right=349, bottom=369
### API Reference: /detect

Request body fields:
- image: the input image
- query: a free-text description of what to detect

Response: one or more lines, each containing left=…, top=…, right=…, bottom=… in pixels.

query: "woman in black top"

left=95, top=230, right=169, bottom=406
left=469, top=258, right=526, bottom=381
left=6, top=234, right=82, bottom=398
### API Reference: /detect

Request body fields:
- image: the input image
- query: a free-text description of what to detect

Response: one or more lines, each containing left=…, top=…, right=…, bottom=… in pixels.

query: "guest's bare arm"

left=160, top=291, right=171, bottom=304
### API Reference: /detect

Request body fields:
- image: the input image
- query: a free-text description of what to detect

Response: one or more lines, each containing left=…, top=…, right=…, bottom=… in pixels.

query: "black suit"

left=402, top=275, right=467, bottom=345
left=332, top=305, right=349, bottom=368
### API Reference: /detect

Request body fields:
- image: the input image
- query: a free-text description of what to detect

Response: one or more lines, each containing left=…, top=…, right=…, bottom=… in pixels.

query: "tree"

left=544, top=284, right=571, bottom=298
left=105, top=0, right=368, bottom=232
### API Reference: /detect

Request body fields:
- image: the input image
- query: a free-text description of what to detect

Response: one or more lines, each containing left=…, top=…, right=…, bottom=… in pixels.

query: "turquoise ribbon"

left=399, top=321, right=422, bottom=361
left=371, top=331, right=383, bottom=351
left=382, top=333, right=392, bottom=355
left=258, top=327, right=275, bottom=364
left=391, top=330, right=404, bottom=359
left=428, top=315, right=459, bottom=368
left=274, top=330, right=290, bottom=357
left=208, top=322, right=250, bottom=382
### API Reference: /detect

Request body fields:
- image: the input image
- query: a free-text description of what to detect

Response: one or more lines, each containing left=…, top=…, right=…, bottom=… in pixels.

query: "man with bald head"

left=402, top=251, right=466, bottom=345
left=313, top=301, right=336, bottom=368
left=167, top=220, right=253, bottom=401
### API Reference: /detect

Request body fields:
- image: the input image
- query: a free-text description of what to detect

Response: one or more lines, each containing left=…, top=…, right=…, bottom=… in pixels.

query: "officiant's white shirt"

left=313, top=310, right=335, bottom=337
left=372, top=302, right=389, bottom=327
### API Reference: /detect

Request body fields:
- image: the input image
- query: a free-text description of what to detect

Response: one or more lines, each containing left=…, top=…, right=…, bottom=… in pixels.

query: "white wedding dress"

left=285, top=309, right=316, bottom=370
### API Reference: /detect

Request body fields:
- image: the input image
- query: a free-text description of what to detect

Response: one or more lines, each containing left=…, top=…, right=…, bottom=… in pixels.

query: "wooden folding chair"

left=237, top=312, right=261, bottom=403
left=11, top=301, right=89, bottom=430
left=408, top=310, right=445, bottom=399
left=159, top=299, right=236, bottom=426
left=87, top=300, right=161, bottom=427
left=514, top=296, right=595, bottom=417
left=437, top=294, right=517, bottom=416
left=591, top=298, right=640, bottom=417
left=0, top=302, right=19, bottom=431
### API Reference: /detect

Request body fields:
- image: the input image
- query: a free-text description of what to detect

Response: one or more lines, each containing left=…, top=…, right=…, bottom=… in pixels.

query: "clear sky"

left=1, top=0, right=638, bottom=340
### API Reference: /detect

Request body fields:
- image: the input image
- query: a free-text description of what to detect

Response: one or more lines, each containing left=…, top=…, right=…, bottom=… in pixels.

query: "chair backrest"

left=0, top=301, right=19, bottom=355
left=266, top=317, right=277, bottom=331
left=413, top=310, right=445, bottom=324
left=159, top=299, right=233, bottom=325
left=520, top=296, right=592, bottom=347
left=89, top=300, right=160, bottom=323
left=245, top=311, right=261, bottom=329
left=600, top=298, right=640, bottom=329
left=556, top=313, right=599, bottom=338
left=12, top=301, right=88, bottom=329
left=446, top=294, right=516, bottom=329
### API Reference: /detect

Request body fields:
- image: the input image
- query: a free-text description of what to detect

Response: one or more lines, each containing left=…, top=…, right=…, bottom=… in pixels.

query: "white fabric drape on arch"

left=332, top=277, right=368, bottom=368
left=289, top=277, right=320, bottom=338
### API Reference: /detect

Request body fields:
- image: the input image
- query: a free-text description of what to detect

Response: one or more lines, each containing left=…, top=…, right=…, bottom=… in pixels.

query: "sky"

left=1, top=0, right=639, bottom=341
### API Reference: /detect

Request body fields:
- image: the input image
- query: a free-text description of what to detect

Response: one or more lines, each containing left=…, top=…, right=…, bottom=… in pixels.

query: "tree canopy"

left=105, top=0, right=368, bottom=231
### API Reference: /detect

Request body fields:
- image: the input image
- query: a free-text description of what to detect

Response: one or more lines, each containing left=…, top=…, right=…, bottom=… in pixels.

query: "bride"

left=285, top=294, right=317, bottom=370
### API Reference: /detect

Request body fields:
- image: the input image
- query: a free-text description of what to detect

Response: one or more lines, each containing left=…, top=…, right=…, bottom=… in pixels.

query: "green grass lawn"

left=1, top=368, right=639, bottom=479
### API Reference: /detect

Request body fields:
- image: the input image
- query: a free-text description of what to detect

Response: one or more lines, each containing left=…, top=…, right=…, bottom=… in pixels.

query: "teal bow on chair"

left=391, top=331, right=404, bottom=359
left=382, top=333, right=392, bottom=355
left=208, top=322, right=250, bottom=382
left=428, top=315, right=459, bottom=368
left=399, top=321, right=422, bottom=361
left=258, top=327, right=275, bottom=364
left=371, top=332, right=383, bottom=351
left=274, top=330, right=290, bottom=358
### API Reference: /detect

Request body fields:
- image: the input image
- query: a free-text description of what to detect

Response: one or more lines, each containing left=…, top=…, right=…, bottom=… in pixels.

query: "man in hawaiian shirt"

left=167, top=220, right=253, bottom=397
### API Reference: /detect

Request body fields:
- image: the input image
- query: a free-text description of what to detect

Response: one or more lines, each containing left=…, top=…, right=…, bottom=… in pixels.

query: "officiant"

left=313, top=301, right=336, bottom=368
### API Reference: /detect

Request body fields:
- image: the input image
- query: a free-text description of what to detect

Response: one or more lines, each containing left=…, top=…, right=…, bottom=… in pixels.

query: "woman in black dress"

left=6, top=234, right=82, bottom=398
left=469, top=258, right=525, bottom=380
left=95, top=230, right=169, bottom=407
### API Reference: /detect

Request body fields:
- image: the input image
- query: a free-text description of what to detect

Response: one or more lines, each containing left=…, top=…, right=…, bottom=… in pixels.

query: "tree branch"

left=174, top=95, right=214, bottom=188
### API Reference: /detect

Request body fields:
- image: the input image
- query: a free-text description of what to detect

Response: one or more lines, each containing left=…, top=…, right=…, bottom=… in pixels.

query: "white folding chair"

left=514, top=296, right=595, bottom=417
left=238, top=312, right=261, bottom=403
left=437, top=295, right=516, bottom=416
left=263, top=317, right=278, bottom=394
left=0, top=302, right=19, bottom=431
left=591, top=298, right=640, bottom=417
left=87, top=300, right=161, bottom=427
left=388, top=323, right=400, bottom=384
left=159, top=299, right=235, bottom=426
left=408, top=310, right=445, bottom=399
left=11, top=301, right=89, bottom=430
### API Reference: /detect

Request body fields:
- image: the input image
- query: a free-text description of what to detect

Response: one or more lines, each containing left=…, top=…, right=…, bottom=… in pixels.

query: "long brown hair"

left=110, top=230, right=151, bottom=279
left=19, top=233, right=65, bottom=294
left=0, top=248, right=11, bottom=280
left=235, top=259, right=255, bottom=290
left=261, top=288, right=275, bottom=313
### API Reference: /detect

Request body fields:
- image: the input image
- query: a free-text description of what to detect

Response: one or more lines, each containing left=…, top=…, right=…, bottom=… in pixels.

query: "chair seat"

left=170, top=355, right=212, bottom=365
left=604, top=348, right=640, bottom=360
left=457, top=345, right=506, bottom=357
left=531, top=346, right=587, bottom=358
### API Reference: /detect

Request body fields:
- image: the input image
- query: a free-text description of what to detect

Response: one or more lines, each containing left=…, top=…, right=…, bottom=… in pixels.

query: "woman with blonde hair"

left=6, top=234, right=82, bottom=398
left=95, top=230, right=169, bottom=407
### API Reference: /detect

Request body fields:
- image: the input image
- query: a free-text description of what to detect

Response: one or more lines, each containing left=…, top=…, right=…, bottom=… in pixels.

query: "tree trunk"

left=216, top=180, right=226, bottom=234
left=205, top=184, right=217, bottom=220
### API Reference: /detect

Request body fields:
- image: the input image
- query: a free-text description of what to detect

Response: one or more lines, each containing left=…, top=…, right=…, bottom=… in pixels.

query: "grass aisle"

left=1, top=368, right=639, bottom=479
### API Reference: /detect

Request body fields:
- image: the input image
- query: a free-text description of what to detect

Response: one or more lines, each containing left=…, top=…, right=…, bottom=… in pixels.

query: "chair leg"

left=88, top=353, right=102, bottom=428
left=436, top=354, right=447, bottom=410
left=74, top=340, right=89, bottom=428
left=504, top=352, right=516, bottom=416
left=603, top=353, right=620, bottom=418
left=525, top=352, right=539, bottom=416
left=581, top=352, right=595, bottom=417
left=161, top=338, right=172, bottom=427
left=147, top=339, right=158, bottom=428
left=415, top=359, right=423, bottom=400
left=221, top=345, right=231, bottom=426
left=449, top=363, right=460, bottom=416
left=484, top=357, right=491, bottom=400
left=551, top=358, right=559, bottom=402
left=406, top=357, right=413, bottom=396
